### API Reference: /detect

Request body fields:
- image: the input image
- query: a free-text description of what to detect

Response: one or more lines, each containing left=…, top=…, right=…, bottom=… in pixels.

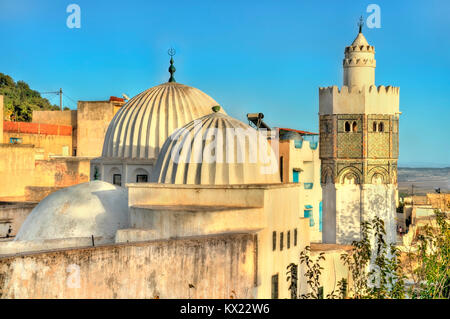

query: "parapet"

left=343, top=57, right=376, bottom=68
left=319, top=85, right=400, bottom=115
left=345, top=44, right=375, bottom=54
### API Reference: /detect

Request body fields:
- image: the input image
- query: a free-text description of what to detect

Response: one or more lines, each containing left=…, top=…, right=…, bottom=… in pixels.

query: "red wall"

left=3, top=121, right=72, bottom=136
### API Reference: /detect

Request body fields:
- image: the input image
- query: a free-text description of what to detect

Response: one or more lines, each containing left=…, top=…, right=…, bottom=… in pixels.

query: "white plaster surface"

left=14, top=181, right=130, bottom=242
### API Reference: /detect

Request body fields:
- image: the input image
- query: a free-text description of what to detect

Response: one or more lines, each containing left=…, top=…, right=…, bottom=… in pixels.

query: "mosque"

left=0, top=25, right=399, bottom=299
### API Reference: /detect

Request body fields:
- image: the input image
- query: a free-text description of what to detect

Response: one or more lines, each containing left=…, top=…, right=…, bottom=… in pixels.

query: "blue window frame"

left=304, top=209, right=315, bottom=227
left=304, top=183, right=313, bottom=189
left=319, top=201, right=323, bottom=232
left=294, top=140, right=303, bottom=148
left=293, top=170, right=299, bottom=183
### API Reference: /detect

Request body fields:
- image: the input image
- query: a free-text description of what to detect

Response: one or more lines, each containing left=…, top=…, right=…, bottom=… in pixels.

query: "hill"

left=398, top=167, right=450, bottom=195
left=0, top=73, right=59, bottom=122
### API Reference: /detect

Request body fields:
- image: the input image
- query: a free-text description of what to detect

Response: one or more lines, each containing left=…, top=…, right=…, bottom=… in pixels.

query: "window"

left=319, top=201, right=323, bottom=232
left=294, top=228, right=298, bottom=246
left=373, top=122, right=377, bottom=132
left=352, top=121, right=357, bottom=132
left=280, top=232, right=284, bottom=251
left=304, top=209, right=315, bottom=227
left=279, top=156, right=284, bottom=182
left=272, top=231, right=277, bottom=251
left=293, top=170, right=299, bottom=183
left=344, top=121, right=350, bottom=132
left=287, top=231, right=291, bottom=249
left=378, top=122, right=384, bottom=132
left=136, top=174, right=148, bottom=183
left=271, top=274, right=279, bottom=299
left=113, top=174, right=122, bottom=186
left=62, top=145, right=69, bottom=156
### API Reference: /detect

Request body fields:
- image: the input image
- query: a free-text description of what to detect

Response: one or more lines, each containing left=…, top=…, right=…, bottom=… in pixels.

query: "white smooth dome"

left=15, top=181, right=129, bottom=241
left=150, top=111, right=281, bottom=185
left=102, top=82, right=225, bottom=160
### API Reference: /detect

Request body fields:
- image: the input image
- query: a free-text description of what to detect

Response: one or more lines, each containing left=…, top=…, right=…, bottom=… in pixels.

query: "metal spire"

left=168, top=48, right=176, bottom=82
left=358, top=16, right=364, bottom=33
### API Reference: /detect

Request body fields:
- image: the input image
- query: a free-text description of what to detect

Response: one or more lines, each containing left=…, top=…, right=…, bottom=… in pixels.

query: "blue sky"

left=0, top=0, right=449, bottom=166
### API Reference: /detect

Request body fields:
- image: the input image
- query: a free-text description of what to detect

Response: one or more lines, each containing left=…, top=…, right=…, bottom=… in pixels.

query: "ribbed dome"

left=102, top=82, right=225, bottom=160
left=150, top=111, right=281, bottom=185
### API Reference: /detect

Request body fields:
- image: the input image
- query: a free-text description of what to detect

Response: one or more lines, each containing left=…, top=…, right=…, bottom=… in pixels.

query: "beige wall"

left=77, top=101, right=121, bottom=157
left=125, top=183, right=312, bottom=299
left=311, top=244, right=352, bottom=298
left=0, top=233, right=256, bottom=299
left=278, top=139, right=323, bottom=243
left=32, top=158, right=90, bottom=187
left=32, top=110, right=77, bottom=127
left=0, top=144, right=35, bottom=198
left=3, top=132, right=72, bottom=159
left=0, top=96, right=3, bottom=143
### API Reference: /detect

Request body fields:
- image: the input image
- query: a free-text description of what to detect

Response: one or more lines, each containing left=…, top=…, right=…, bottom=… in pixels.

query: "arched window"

left=378, top=122, right=384, bottom=132
left=352, top=121, right=357, bottom=132
left=373, top=122, right=377, bottom=132
left=344, top=121, right=350, bottom=132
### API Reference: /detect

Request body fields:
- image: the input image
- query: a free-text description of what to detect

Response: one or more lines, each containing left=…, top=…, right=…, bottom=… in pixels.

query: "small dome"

left=102, top=82, right=226, bottom=160
left=351, top=32, right=370, bottom=46
left=150, top=111, right=280, bottom=185
left=15, top=181, right=129, bottom=241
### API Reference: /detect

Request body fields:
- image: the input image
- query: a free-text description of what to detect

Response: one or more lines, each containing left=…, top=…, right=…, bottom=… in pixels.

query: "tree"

left=288, top=213, right=449, bottom=299
left=0, top=72, right=59, bottom=121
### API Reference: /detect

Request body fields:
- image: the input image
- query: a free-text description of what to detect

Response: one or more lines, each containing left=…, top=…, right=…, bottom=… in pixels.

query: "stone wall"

left=0, top=233, right=256, bottom=299
left=0, top=202, right=37, bottom=238
left=0, top=144, right=35, bottom=198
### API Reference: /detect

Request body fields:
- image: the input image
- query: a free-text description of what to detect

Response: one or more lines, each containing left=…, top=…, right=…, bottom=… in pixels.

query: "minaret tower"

left=319, top=19, right=400, bottom=244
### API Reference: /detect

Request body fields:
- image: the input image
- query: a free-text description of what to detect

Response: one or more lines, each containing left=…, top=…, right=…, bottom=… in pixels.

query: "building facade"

left=319, top=29, right=400, bottom=244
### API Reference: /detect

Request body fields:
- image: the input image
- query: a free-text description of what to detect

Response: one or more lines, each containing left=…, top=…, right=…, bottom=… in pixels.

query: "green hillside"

left=0, top=72, right=59, bottom=122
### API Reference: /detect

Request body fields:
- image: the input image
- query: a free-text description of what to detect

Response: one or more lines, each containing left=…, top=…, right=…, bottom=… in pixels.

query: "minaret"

left=319, top=21, right=400, bottom=245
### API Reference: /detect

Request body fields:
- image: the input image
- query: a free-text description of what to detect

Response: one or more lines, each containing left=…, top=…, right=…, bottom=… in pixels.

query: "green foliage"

left=289, top=213, right=449, bottom=299
left=286, top=263, right=298, bottom=299
left=297, top=246, right=325, bottom=299
left=407, top=210, right=450, bottom=299
left=341, top=216, right=406, bottom=299
left=0, top=72, right=59, bottom=121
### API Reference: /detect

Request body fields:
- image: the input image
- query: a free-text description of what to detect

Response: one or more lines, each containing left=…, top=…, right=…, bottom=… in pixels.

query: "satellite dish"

left=122, top=93, right=130, bottom=100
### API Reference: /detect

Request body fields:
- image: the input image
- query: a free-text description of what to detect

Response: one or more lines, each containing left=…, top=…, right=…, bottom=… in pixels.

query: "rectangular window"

left=279, top=156, right=284, bottom=182
left=294, top=228, right=298, bottom=246
left=293, top=170, right=299, bottom=183
left=272, top=231, right=276, bottom=251
left=287, top=231, right=291, bottom=249
left=113, top=174, right=121, bottom=186
left=280, top=232, right=284, bottom=251
left=136, top=174, right=148, bottom=183
left=271, top=274, right=279, bottom=299
left=304, top=209, right=315, bottom=227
